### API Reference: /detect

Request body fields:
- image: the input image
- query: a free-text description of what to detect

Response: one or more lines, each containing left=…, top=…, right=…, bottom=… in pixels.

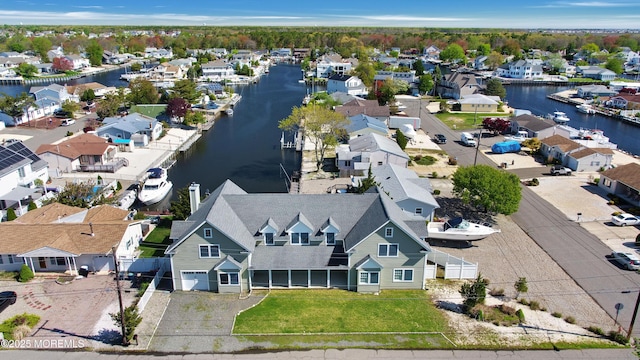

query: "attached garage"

left=181, top=270, right=209, bottom=291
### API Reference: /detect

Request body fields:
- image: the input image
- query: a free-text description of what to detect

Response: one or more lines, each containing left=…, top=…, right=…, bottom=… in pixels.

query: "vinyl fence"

left=426, top=249, right=478, bottom=280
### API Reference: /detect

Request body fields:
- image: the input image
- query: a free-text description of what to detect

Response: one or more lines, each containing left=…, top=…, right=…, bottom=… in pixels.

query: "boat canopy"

left=444, top=217, right=469, bottom=231
left=147, top=168, right=164, bottom=179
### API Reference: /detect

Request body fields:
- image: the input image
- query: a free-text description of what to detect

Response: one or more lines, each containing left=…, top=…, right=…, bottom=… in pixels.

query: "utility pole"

left=112, top=246, right=129, bottom=346
left=627, top=289, right=640, bottom=342
left=474, top=128, right=482, bottom=166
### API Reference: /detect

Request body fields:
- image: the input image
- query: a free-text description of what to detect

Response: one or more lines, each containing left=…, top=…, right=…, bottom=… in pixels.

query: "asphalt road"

left=401, top=96, right=640, bottom=337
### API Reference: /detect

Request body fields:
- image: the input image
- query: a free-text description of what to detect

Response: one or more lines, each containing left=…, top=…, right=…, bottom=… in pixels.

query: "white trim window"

left=8, top=255, right=16, bottom=264
left=385, top=227, right=394, bottom=238
left=264, top=232, right=274, bottom=245
left=199, top=244, right=220, bottom=258
left=49, top=257, right=65, bottom=266
left=0, top=255, right=3, bottom=265
left=326, top=232, right=335, bottom=245
left=415, top=208, right=423, bottom=215
left=204, top=228, right=213, bottom=239
left=359, top=271, right=379, bottom=285
left=291, top=232, right=310, bottom=245
left=393, top=268, right=414, bottom=282
left=378, top=243, right=398, bottom=257
left=219, top=272, right=239, bottom=285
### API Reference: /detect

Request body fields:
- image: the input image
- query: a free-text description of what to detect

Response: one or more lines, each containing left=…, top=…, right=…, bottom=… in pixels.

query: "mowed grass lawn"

left=233, top=289, right=449, bottom=334
left=139, top=218, right=172, bottom=257
left=435, top=112, right=511, bottom=131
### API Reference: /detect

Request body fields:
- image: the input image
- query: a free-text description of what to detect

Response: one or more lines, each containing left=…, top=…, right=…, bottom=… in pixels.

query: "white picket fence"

left=137, top=257, right=170, bottom=312
left=120, top=257, right=167, bottom=273
left=426, top=249, right=478, bottom=280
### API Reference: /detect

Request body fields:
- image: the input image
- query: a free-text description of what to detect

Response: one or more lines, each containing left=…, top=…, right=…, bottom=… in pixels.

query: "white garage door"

left=181, top=271, right=209, bottom=291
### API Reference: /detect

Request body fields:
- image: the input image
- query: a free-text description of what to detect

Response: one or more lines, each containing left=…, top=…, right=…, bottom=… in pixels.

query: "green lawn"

left=435, top=112, right=511, bottom=131
left=233, top=289, right=449, bottom=334
left=139, top=219, right=173, bottom=257
left=130, top=104, right=166, bottom=119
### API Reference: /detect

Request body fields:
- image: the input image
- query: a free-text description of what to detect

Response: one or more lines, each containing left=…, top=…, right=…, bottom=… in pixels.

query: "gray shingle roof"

left=348, top=133, right=409, bottom=160
left=372, top=164, right=439, bottom=209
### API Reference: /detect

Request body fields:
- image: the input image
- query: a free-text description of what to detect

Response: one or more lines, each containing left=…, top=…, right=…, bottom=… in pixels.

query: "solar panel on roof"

left=0, top=146, right=29, bottom=172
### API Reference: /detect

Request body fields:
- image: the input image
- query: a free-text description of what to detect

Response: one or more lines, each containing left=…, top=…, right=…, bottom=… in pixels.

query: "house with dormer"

left=327, top=74, right=367, bottom=96
left=436, top=72, right=481, bottom=100
left=166, top=181, right=432, bottom=293
left=423, top=45, right=440, bottom=60
left=336, top=133, right=409, bottom=177
left=496, top=60, right=544, bottom=79
left=201, top=60, right=235, bottom=81
left=315, top=54, right=352, bottom=78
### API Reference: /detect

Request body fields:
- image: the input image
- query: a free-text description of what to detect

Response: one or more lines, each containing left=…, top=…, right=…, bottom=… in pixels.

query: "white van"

left=461, top=132, right=477, bottom=147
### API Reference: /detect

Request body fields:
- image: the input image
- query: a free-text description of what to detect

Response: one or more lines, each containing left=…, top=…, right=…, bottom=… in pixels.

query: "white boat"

left=504, top=131, right=529, bottom=143
left=576, top=104, right=596, bottom=114
left=427, top=217, right=500, bottom=242
left=550, top=111, right=570, bottom=124
left=117, top=189, right=137, bottom=210
left=138, top=168, right=173, bottom=205
left=225, top=108, right=234, bottom=116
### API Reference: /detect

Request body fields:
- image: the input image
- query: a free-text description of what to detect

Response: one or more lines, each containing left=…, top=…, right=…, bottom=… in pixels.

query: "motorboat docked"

left=576, top=104, right=596, bottom=114
left=117, top=189, right=137, bottom=210
left=138, top=168, right=173, bottom=205
left=426, top=217, right=500, bottom=242
left=550, top=111, right=570, bottom=124
left=225, top=108, right=234, bottom=116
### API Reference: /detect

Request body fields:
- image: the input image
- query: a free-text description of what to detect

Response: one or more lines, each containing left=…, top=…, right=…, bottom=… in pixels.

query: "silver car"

left=611, top=252, right=640, bottom=270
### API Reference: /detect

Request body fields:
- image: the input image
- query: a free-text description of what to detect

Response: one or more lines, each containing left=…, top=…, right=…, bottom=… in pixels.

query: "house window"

left=326, top=232, right=335, bottom=245
left=603, top=179, right=611, bottom=187
left=0, top=256, right=3, bottom=265
left=18, top=167, right=25, bottom=178
left=377, top=161, right=383, bottom=166
left=204, top=228, right=213, bottom=238
left=385, top=227, right=393, bottom=238
left=219, top=272, right=239, bottom=285
left=344, top=160, right=351, bottom=167
left=378, top=243, right=398, bottom=257
left=359, top=271, right=380, bottom=285
left=393, top=269, right=414, bottom=282
left=291, top=232, right=309, bottom=245
left=264, top=233, right=274, bottom=245
left=49, top=257, right=65, bottom=266
left=199, top=244, right=220, bottom=258
left=8, top=255, right=16, bottom=264
left=415, top=208, right=423, bottom=215
left=126, top=239, right=132, bottom=250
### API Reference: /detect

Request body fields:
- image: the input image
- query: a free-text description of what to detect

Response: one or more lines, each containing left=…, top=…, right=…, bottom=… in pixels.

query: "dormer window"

left=291, top=232, right=309, bottom=245
left=264, top=232, right=274, bottom=245
left=326, top=233, right=335, bottom=245
left=204, top=228, right=213, bottom=239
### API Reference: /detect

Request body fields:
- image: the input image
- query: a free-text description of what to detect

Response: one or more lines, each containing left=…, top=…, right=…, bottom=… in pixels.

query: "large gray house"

left=166, top=181, right=432, bottom=294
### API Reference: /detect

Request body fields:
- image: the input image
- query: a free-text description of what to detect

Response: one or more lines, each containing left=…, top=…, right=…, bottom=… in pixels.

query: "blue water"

left=505, top=85, right=640, bottom=156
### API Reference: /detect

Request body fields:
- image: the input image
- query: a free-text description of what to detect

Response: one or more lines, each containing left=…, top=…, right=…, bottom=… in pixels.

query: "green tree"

left=129, top=62, right=142, bottom=72
left=128, top=78, right=159, bottom=105
left=485, top=78, right=507, bottom=99
left=452, top=165, right=521, bottom=215
left=80, top=89, right=96, bottom=102
left=279, top=104, right=348, bottom=171
left=605, top=57, right=624, bottom=74
left=6, top=207, right=17, bottom=221
left=357, top=165, right=379, bottom=193
left=0, top=92, right=36, bottom=126
left=522, top=138, right=542, bottom=153
left=32, top=37, right=52, bottom=59
left=486, top=51, right=504, bottom=70
left=55, top=181, right=95, bottom=208
left=440, top=44, right=466, bottom=64
left=86, top=39, right=103, bottom=67
left=395, top=129, right=408, bottom=150
left=61, top=99, right=80, bottom=118
left=477, top=43, right=491, bottom=56
left=376, top=78, right=397, bottom=106
left=171, top=79, right=199, bottom=103
left=169, top=186, right=193, bottom=220
left=28, top=201, right=37, bottom=211
left=97, top=89, right=126, bottom=119
left=353, top=61, right=376, bottom=88
left=15, top=63, right=38, bottom=78
left=18, top=264, right=34, bottom=282
left=418, top=74, right=434, bottom=95
left=413, top=59, right=425, bottom=76
left=110, top=304, right=142, bottom=343
left=514, top=277, right=528, bottom=299
left=459, top=274, right=488, bottom=312
left=184, top=110, right=206, bottom=126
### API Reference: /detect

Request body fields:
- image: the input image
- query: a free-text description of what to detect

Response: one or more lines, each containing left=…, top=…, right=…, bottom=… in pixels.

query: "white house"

left=336, top=133, right=409, bottom=177
left=496, top=60, right=544, bottom=79
left=316, top=54, right=352, bottom=78
left=201, top=60, right=235, bottom=81
left=327, top=74, right=367, bottom=96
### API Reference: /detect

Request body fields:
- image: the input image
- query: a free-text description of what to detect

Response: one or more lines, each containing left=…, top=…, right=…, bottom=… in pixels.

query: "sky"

left=1, top=0, right=639, bottom=29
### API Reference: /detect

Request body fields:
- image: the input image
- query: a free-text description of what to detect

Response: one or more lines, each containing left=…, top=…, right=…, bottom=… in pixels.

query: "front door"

left=38, top=257, right=47, bottom=269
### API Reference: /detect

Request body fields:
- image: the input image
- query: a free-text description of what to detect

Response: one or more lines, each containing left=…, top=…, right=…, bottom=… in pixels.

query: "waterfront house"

left=201, top=60, right=235, bottom=81
left=326, top=74, right=367, bottom=96
left=423, top=45, right=441, bottom=60
left=607, top=94, right=640, bottom=110
left=336, top=133, right=409, bottom=177
left=436, top=72, right=481, bottom=100
left=539, top=134, right=582, bottom=167
left=166, top=181, right=431, bottom=293
left=30, top=83, right=75, bottom=106
left=36, top=133, right=121, bottom=174
left=0, top=204, right=142, bottom=275
left=496, top=60, right=543, bottom=79
left=315, top=54, right=353, bottom=78
left=150, top=62, right=183, bottom=81
left=374, top=71, right=417, bottom=90
left=566, top=147, right=614, bottom=172
left=346, top=114, right=389, bottom=139
left=98, top=112, right=163, bottom=145
left=335, top=98, right=390, bottom=123
left=576, top=84, right=617, bottom=99
left=0, top=140, right=49, bottom=218
left=64, top=54, right=90, bottom=70
left=145, top=47, right=173, bottom=59
left=66, top=82, right=109, bottom=98
left=576, top=66, right=616, bottom=81
left=509, top=114, right=556, bottom=139
left=474, top=55, right=489, bottom=70
left=598, top=163, right=640, bottom=207
left=457, top=94, right=500, bottom=112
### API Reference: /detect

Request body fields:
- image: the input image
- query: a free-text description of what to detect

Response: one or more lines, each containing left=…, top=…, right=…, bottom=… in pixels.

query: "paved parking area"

left=0, top=274, right=137, bottom=349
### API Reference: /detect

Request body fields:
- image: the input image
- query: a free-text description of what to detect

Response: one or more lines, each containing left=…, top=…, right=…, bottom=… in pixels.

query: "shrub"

left=593, top=177, right=600, bottom=184
left=498, top=304, right=516, bottom=316
left=529, top=178, right=539, bottom=186
left=433, top=189, right=441, bottom=195
left=18, top=264, right=34, bottom=282
left=516, top=309, right=525, bottom=323
left=110, top=304, right=143, bottom=343
left=552, top=311, right=562, bottom=318
left=608, top=330, right=629, bottom=344
left=27, top=201, right=37, bottom=211
left=540, top=307, right=547, bottom=312
left=66, top=131, right=73, bottom=137
left=116, top=181, right=123, bottom=191
left=431, top=171, right=438, bottom=178
left=612, top=211, right=621, bottom=216
left=133, top=211, right=146, bottom=220
left=514, top=277, right=528, bottom=298
left=6, top=207, right=17, bottom=221
left=477, top=309, right=484, bottom=321
left=489, top=288, right=505, bottom=297
left=565, top=316, right=576, bottom=324
left=414, top=154, right=423, bottom=161
left=12, top=324, right=31, bottom=340
left=529, top=300, right=540, bottom=310
left=448, top=157, right=458, bottom=165
left=588, top=326, right=605, bottom=335
left=519, top=298, right=530, bottom=306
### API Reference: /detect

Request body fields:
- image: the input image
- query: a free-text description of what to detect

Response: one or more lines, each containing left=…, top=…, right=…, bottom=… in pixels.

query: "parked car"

left=550, top=165, right=572, bottom=176
left=60, top=118, right=76, bottom=126
left=433, top=134, right=447, bottom=144
left=611, top=252, right=640, bottom=270
left=611, top=213, right=640, bottom=227
left=0, top=291, right=17, bottom=313
left=54, top=110, right=71, bottom=118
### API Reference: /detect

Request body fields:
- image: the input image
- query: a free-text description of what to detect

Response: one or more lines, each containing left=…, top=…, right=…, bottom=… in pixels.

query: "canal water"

left=505, top=85, right=639, bottom=156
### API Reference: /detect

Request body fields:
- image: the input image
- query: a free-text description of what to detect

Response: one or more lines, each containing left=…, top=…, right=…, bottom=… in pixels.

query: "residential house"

left=423, top=45, right=440, bottom=60
left=607, top=94, right=640, bottom=110
left=576, top=66, right=616, bottom=81
left=64, top=54, right=90, bottom=70
left=98, top=112, right=164, bottom=146
left=47, top=47, right=64, bottom=62
left=0, top=140, right=49, bottom=218
left=36, top=133, right=122, bottom=174
left=509, top=114, right=557, bottom=139
left=539, top=134, right=583, bottom=167
left=436, top=72, right=481, bottom=100
left=598, top=163, right=640, bottom=207
left=315, top=54, right=352, bottom=78
left=576, top=84, right=617, bottom=99
left=374, top=71, right=417, bottom=91
left=0, top=204, right=142, bottom=275
left=145, top=47, right=173, bottom=59
left=496, top=60, right=543, bottom=79
left=457, top=94, right=500, bottom=112
left=566, top=148, right=614, bottom=172
left=150, top=62, right=183, bottom=81
left=293, top=48, right=311, bottom=60
left=0, top=56, right=27, bottom=69
left=346, top=114, right=389, bottom=139
left=201, top=60, right=235, bottom=81
left=474, top=56, right=488, bottom=70
left=371, top=164, right=439, bottom=221
left=166, top=181, right=431, bottom=293
left=30, top=83, right=75, bottom=105
left=336, top=133, right=409, bottom=177
left=66, top=82, right=109, bottom=98
left=326, top=74, right=367, bottom=96
left=334, top=98, right=390, bottom=123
